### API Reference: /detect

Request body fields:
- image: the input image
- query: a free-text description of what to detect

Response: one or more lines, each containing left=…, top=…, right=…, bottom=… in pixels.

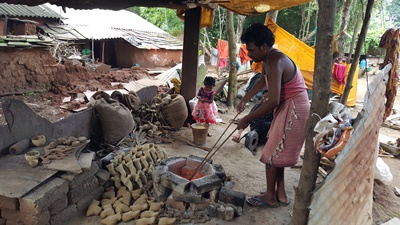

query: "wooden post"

left=340, top=0, right=374, bottom=104
left=3, top=15, right=8, bottom=35
left=101, top=41, right=105, bottom=64
left=226, top=10, right=237, bottom=108
left=180, top=7, right=201, bottom=102
left=292, top=0, right=337, bottom=224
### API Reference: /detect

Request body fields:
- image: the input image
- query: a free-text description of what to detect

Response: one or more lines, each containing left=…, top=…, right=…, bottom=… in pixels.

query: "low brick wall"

left=0, top=162, right=105, bottom=225
left=0, top=48, right=68, bottom=95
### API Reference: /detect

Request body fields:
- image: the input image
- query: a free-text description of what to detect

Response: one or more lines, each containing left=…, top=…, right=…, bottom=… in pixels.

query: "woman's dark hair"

left=240, top=23, right=275, bottom=47
left=204, top=76, right=216, bottom=86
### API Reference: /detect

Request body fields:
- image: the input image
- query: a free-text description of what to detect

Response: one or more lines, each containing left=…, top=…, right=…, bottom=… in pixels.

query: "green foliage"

left=387, top=0, right=400, bottom=26
left=127, top=7, right=184, bottom=36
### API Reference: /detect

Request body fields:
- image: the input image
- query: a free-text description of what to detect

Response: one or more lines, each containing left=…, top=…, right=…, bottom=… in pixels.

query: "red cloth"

left=260, top=91, right=310, bottom=167
left=333, top=63, right=347, bottom=84
left=217, top=39, right=229, bottom=59
left=239, top=44, right=251, bottom=65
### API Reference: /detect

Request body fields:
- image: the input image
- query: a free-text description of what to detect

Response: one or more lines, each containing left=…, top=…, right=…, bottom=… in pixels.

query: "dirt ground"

left=1, top=66, right=399, bottom=224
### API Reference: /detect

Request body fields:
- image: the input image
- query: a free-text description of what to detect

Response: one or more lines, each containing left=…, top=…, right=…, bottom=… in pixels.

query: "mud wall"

left=0, top=48, right=69, bottom=95
left=114, top=40, right=182, bottom=68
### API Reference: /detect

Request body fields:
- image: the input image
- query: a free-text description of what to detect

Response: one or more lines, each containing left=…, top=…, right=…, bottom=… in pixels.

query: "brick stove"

left=152, top=155, right=245, bottom=222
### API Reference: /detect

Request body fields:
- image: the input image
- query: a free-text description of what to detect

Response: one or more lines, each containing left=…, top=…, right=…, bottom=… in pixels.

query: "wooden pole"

left=181, top=7, right=201, bottom=102
left=226, top=10, right=237, bottom=108
left=340, top=0, right=375, bottom=104
left=292, top=0, right=337, bottom=224
left=101, top=41, right=105, bottom=64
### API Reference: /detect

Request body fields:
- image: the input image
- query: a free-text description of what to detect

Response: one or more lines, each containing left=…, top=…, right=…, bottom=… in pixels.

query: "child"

left=192, top=76, right=219, bottom=126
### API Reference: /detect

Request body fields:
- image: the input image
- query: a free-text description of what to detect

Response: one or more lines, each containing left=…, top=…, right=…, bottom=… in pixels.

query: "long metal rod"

left=193, top=112, right=239, bottom=166
left=189, top=113, right=239, bottom=180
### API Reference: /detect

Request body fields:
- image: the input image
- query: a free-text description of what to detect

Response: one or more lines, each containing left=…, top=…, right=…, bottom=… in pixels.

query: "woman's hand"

left=237, top=116, right=250, bottom=130
left=236, top=99, right=247, bottom=113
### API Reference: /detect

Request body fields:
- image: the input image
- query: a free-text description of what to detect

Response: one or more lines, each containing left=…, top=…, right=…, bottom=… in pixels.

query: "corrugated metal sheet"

left=0, top=3, right=62, bottom=18
left=38, top=23, right=86, bottom=40
left=121, top=29, right=182, bottom=50
left=72, top=25, right=123, bottom=40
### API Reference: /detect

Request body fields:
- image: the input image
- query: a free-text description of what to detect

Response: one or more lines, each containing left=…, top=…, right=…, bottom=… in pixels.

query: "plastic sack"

left=374, top=157, right=393, bottom=182
left=189, top=97, right=198, bottom=113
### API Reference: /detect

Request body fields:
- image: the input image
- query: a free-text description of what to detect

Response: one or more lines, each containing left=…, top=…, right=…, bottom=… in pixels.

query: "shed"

left=39, top=4, right=183, bottom=68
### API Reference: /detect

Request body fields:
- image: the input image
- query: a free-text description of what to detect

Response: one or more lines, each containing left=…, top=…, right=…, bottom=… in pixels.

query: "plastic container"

left=360, top=59, right=367, bottom=69
left=191, top=123, right=209, bottom=145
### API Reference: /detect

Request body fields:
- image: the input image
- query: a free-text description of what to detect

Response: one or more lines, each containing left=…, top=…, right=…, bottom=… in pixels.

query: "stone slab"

left=78, top=152, right=95, bottom=171
left=0, top=154, right=57, bottom=198
left=50, top=204, right=77, bottom=225
left=19, top=177, right=68, bottom=215
left=2, top=99, right=53, bottom=141
left=0, top=195, right=18, bottom=210
left=68, top=176, right=99, bottom=204
left=0, top=125, right=16, bottom=156
left=52, top=109, right=95, bottom=140
left=218, top=187, right=246, bottom=207
left=62, top=162, right=100, bottom=190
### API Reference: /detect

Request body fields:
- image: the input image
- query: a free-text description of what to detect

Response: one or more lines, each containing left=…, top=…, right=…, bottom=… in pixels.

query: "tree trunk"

left=292, top=0, right=337, bottom=224
left=218, top=6, right=223, bottom=39
left=337, top=0, right=353, bottom=56
left=236, top=15, right=246, bottom=42
left=226, top=10, right=237, bottom=108
left=346, top=10, right=362, bottom=64
left=267, top=10, right=279, bottom=22
left=340, top=0, right=374, bottom=104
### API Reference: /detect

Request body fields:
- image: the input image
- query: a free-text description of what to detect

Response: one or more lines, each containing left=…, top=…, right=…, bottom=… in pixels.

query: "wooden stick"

left=173, top=134, right=211, bottom=152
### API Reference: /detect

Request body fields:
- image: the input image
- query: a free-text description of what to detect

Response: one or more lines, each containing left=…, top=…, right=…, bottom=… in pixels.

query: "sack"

left=124, top=91, right=141, bottom=112
left=91, top=92, right=135, bottom=144
left=161, top=94, right=188, bottom=130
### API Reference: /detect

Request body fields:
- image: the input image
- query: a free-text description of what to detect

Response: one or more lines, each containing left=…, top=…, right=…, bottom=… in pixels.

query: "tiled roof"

left=0, top=3, right=62, bottom=18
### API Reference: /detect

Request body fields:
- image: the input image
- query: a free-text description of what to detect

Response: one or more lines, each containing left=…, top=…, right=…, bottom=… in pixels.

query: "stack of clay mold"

left=87, top=143, right=174, bottom=224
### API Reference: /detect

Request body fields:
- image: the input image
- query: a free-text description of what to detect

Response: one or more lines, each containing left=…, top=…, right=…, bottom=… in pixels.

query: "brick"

left=191, top=174, right=222, bottom=194
left=76, top=185, right=104, bottom=213
left=161, top=157, right=187, bottom=175
left=48, top=196, right=68, bottom=216
left=50, top=204, right=77, bottom=225
left=153, top=182, right=172, bottom=202
left=152, top=165, right=168, bottom=183
left=187, top=155, right=213, bottom=164
left=211, top=164, right=226, bottom=181
left=0, top=196, right=18, bottom=210
left=208, top=204, right=218, bottom=217
left=19, top=178, right=68, bottom=215
left=1, top=208, right=50, bottom=225
left=189, top=200, right=210, bottom=211
left=218, top=187, right=246, bottom=207
left=68, top=176, right=99, bottom=204
left=61, top=162, right=99, bottom=189
left=166, top=196, right=187, bottom=211
left=186, top=156, right=211, bottom=173
left=180, top=166, right=206, bottom=180
left=95, top=169, right=110, bottom=186
left=162, top=172, right=191, bottom=194
left=78, top=152, right=95, bottom=171
left=171, top=190, right=205, bottom=203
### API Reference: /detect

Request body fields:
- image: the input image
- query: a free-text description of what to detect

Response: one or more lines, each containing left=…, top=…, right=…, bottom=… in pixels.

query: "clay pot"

left=31, top=135, right=46, bottom=147
left=25, top=150, right=40, bottom=161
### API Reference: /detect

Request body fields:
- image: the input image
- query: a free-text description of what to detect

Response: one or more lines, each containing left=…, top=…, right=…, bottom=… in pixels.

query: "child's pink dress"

left=192, top=87, right=219, bottom=123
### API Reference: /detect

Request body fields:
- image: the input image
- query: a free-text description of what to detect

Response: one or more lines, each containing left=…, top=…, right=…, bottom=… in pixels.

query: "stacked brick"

left=153, top=155, right=245, bottom=223
left=0, top=48, right=66, bottom=95
left=0, top=161, right=106, bottom=225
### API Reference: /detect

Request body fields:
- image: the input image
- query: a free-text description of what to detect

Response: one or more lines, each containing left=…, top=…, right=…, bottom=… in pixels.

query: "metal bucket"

left=191, top=123, right=209, bottom=145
